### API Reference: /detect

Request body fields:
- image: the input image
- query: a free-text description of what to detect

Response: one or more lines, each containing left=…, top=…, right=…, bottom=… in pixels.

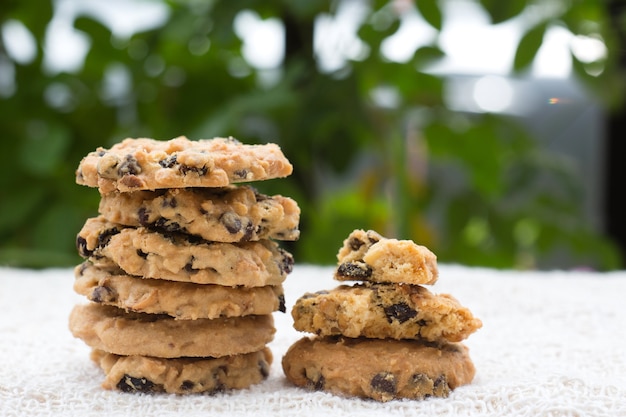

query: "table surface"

left=1, top=264, right=625, bottom=417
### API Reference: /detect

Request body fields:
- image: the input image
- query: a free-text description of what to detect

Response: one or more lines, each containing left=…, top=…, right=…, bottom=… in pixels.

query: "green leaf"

left=1, top=0, right=53, bottom=41
left=18, top=121, right=71, bottom=177
left=416, top=0, right=442, bottom=31
left=0, top=187, right=46, bottom=233
left=0, top=248, right=81, bottom=268
left=412, top=45, right=445, bottom=69
left=479, top=0, right=527, bottom=24
left=513, top=22, right=547, bottom=72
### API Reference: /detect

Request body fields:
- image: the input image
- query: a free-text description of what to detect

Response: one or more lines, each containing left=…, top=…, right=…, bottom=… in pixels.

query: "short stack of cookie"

left=69, top=136, right=299, bottom=394
left=282, top=229, right=482, bottom=402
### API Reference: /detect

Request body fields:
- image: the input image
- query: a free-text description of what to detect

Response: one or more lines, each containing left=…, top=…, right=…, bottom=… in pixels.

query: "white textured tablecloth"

left=1, top=264, right=625, bottom=417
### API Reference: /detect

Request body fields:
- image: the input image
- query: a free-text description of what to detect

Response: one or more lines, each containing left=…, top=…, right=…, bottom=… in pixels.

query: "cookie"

left=291, top=282, right=482, bottom=342
left=76, top=217, right=293, bottom=287
left=91, top=348, right=272, bottom=394
left=74, top=261, right=285, bottom=319
left=76, top=136, right=293, bottom=193
left=282, top=336, right=475, bottom=402
left=69, top=303, right=275, bottom=358
left=98, top=185, right=300, bottom=242
left=335, top=229, right=438, bottom=285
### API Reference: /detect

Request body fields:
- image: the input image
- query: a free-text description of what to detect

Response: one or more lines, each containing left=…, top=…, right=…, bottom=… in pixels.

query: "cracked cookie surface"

left=291, top=282, right=482, bottom=342
left=92, top=348, right=272, bottom=394
left=69, top=303, right=275, bottom=358
left=98, top=185, right=299, bottom=242
left=77, top=217, right=293, bottom=287
left=281, top=336, right=475, bottom=402
left=76, top=136, right=293, bottom=193
left=335, top=229, right=438, bottom=285
left=74, top=261, right=285, bottom=319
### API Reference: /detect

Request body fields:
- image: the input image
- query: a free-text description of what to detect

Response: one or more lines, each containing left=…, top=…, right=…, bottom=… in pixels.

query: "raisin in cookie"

left=98, top=185, right=300, bottom=242
left=91, top=348, right=272, bottom=394
left=69, top=303, right=275, bottom=358
left=74, top=261, right=285, bottom=319
left=335, top=229, right=438, bottom=285
left=77, top=217, right=293, bottom=287
left=76, top=136, right=293, bottom=193
left=291, top=282, right=482, bottom=342
left=282, top=336, right=475, bottom=402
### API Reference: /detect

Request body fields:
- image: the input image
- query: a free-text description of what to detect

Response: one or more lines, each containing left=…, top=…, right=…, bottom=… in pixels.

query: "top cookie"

left=335, top=230, right=438, bottom=285
left=76, top=136, right=293, bottom=193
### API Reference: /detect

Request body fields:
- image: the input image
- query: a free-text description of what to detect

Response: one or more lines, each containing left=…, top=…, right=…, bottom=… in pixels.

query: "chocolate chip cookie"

left=74, top=261, right=285, bottom=319
left=282, top=336, right=475, bottom=402
left=69, top=303, right=275, bottom=358
left=335, top=229, right=438, bottom=285
left=77, top=217, right=293, bottom=287
left=92, top=348, right=273, bottom=394
left=98, top=185, right=300, bottom=242
left=291, top=282, right=482, bottom=342
left=76, top=136, right=293, bottom=193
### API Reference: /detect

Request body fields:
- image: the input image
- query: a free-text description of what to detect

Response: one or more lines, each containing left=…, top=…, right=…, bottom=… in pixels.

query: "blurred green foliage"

left=0, top=0, right=622, bottom=269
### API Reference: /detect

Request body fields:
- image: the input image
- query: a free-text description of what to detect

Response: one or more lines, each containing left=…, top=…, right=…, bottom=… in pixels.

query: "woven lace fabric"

left=1, top=264, right=625, bottom=417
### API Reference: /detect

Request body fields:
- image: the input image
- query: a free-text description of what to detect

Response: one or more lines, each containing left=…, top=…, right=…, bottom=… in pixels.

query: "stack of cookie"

left=69, top=136, right=299, bottom=394
left=282, top=229, right=482, bottom=402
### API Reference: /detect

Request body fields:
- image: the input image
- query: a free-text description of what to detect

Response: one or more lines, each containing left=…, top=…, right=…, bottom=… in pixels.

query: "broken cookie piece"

left=335, top=229, right=438, bottom=285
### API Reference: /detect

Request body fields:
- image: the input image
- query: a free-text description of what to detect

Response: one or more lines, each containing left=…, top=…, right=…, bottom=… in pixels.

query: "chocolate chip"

left=76, top=236, right=91, bottom=257
left=97, top=227, right=120, bottom=249
left=180, top=380, right=195, bottom=391
left=307, top=374, right=325, bottom=390
left=179, top=164, right=208, bottom=176
left=336, top=262, right=372, bottom=279
left=434, top=375, right=447, bottom=389
left=370, top=372, right=397, bottom=395
left=367, top=232, right=381, bottom=244
left=136, top=249, right=148, bottom=259
left=220, top=212, right=242, bottom=234
left=349, top=237, right=365, bottom=251
left=433, top=375, right=450, bottom=397
left=184, top=256, right=198, bottom=273
left=253, top=190, right=269, bottom=201
left=234, top=169, right=248, bottom=179
left=314, top=375, right=325, bottom=390
left=77, top=262, right=88, bottom=275
left=117, top=374, right=159, bottom=393
left=153, top=218, right=182, bottom=233
left=117, top=154, right=141, bottom=176
left=384, top=303, right=417, bottom=324
left=91, top=286, right=116, bottom=303
left=161, top=197, right=177, bottom=208
left=411, top=373, right=430, bottom=385
left=278, top=294, right=286, bottom=313
left=242, top=221, right=255, bottom=241
left=259, top=360, right=270, bottom=378
left=278, top=249, right=294, bottom=275
left=137, top=207, right=150, bottom=225
left=159, top=154, right=177, bottom=168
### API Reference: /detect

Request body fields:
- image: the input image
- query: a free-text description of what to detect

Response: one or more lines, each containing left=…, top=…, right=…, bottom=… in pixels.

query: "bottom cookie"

left=91, top=348, right=273, bottom=394
left=282, top=336, right=475, bottom=402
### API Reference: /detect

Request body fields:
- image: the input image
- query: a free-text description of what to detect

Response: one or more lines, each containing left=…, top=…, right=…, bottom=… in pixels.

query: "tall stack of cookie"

left=282, top=229, right=482, bottom=402
left=69, top=136, right=299, bottom=394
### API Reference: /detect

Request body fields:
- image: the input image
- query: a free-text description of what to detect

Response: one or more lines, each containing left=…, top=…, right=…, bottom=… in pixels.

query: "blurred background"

left=1, top=0, right=625, bottom=270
